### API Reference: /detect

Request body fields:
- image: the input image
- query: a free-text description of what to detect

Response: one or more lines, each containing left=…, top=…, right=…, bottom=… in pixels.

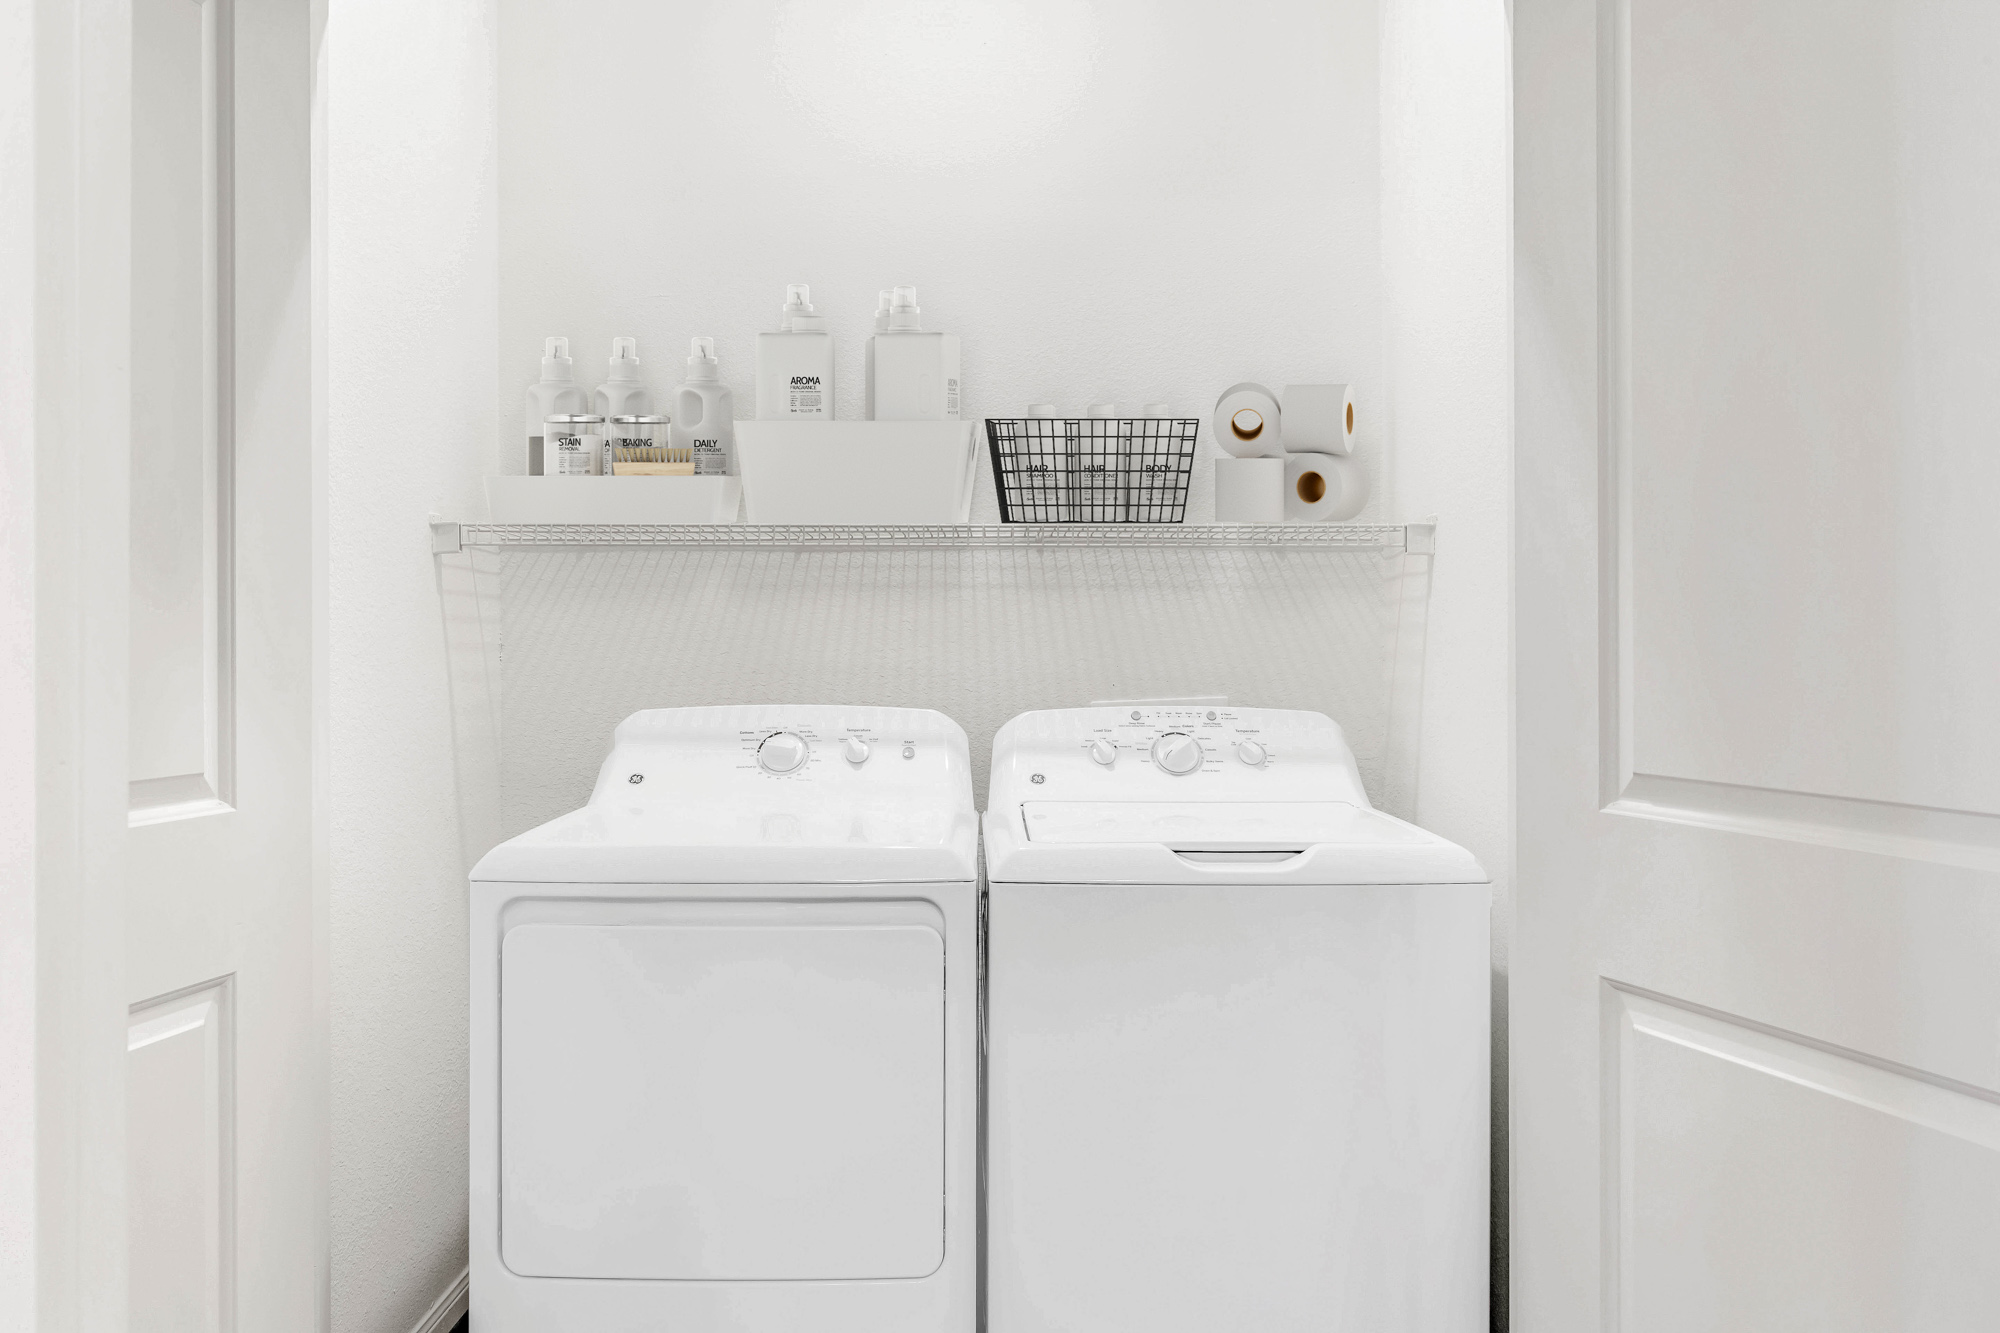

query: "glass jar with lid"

left=543, top=414, right=605, bottom=476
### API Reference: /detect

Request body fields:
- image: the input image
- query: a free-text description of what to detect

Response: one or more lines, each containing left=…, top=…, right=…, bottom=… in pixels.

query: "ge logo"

left=1030, top=773, right=1045, bottom=784
left=628, top=774, right=644, bottom=784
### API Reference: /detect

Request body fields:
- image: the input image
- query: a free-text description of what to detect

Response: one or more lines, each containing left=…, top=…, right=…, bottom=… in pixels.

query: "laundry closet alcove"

left=430, top=521, right=1436, bottom=865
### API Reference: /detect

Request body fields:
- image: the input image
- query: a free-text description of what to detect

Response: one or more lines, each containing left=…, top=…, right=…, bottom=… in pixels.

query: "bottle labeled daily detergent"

left=525, top=336, right=588, bottom=475
left=670, top=337, right=735, bottom=476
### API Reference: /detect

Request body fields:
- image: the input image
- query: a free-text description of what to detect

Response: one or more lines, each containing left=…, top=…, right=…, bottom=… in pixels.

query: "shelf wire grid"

left=437, top=527, right=1433, bottom=858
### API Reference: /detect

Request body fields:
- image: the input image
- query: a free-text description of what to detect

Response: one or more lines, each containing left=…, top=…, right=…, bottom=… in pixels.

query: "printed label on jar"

left=549, top=433, right=592, bottom=476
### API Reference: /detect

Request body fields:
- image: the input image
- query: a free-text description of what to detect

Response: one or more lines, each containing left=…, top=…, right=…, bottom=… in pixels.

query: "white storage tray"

left=734, top=421, right=976, bottom=524
left=485, top=475, right=741, bottom=524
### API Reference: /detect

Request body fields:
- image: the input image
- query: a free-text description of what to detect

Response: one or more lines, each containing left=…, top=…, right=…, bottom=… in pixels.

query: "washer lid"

left=1021, top=800, right=1433, bottom=851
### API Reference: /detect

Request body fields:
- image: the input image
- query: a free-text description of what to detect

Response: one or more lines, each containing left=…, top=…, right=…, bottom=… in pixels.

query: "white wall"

left=496, top=0, right=1386, bottom=522
left=324, top=0, right=498, bottom=1329
left=1380, top=0, right=1513, bottom=1322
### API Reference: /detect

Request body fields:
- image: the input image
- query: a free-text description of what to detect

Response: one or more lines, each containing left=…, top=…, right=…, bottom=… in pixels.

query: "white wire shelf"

left=433, top=516, right=1439, bottom=856
left=430, top=521, right=1430, bottom=555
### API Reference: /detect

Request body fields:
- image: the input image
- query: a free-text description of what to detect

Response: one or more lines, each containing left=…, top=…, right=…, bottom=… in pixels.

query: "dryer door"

left=499, top=899, right=946, bottom=1280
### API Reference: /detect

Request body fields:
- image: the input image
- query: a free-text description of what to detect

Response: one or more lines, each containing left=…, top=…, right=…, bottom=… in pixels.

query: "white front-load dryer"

left=471, top=705, right=979, bottom=1333
left=983, top=706, right=1490, bottom=1333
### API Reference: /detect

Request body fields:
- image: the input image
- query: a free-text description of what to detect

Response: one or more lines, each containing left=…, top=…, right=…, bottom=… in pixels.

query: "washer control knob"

left=1236, top=740, right=1268, bottom=767
left=1151, top=732, right=1204, bottom=776
left=843, top=736, right=871, bottom=765
left=1087, top=739, right=1117, bottom=766
left=757, top=731, right=809, bottom=774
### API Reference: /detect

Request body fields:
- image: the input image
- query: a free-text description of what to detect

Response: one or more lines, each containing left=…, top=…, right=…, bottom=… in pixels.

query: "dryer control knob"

left=1236, top=740, right=1268, bottom=767
left=1087, top=739, right=1117, bottom=766
left=757, top=731, right=809, bottom=774
left=1152, top=732, right=1204, bottom=776
left=843, top=736, right=871, bottom=765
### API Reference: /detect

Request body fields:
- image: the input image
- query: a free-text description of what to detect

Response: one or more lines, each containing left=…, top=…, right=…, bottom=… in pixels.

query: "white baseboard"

left=409, top=1267, right=469, bottom=1333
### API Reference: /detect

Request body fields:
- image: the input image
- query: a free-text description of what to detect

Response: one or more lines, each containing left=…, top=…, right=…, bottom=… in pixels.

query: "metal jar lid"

left=609, top=414, right=670, bottom=424
left=545, top=413, right=606, bottom=424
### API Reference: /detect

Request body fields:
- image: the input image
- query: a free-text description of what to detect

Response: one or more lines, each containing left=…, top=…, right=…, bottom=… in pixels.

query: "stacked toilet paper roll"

left=1284, top=452, right=1367, bottom=521
left=1211, top=383, right=1284, bottom=458
left=1281, top=383, right=1356, bottom=456
left=1214, top=458, right=1285, bottom=523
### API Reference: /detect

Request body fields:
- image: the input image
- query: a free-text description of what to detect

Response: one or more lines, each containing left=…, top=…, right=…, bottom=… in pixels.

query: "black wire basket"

left=985, top=418, right=1199, bottom=523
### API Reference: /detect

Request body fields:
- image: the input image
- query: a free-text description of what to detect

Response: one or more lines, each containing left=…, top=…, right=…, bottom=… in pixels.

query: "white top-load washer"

left=983, top=705, right=1490, bottom=1333
left=470, top=706, right=978, bottom=1333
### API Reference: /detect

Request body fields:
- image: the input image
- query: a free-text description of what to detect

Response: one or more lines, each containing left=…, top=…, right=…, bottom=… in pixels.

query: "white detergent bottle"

left=671, top=337, right=735, bottom=475
left=865, top=289, right=891, bottom=420
left=755, top=285, right=835, bottom=419
left=868, top=285, right=961, bottom=421
left=525, top=337, right=588, bottom=475
left=593, top=337, right=652, bottom=420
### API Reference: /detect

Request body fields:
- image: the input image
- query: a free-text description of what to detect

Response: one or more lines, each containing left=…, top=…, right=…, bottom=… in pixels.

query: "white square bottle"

left=867, top=285, right=961, bottom=420
left=755, top=285, right=834, bottom=419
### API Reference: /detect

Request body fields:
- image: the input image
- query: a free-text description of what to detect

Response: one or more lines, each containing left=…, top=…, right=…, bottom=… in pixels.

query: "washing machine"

left=470, top=705, right=979, bottom=1333
left=983, top=705, right=1490, bottom=1332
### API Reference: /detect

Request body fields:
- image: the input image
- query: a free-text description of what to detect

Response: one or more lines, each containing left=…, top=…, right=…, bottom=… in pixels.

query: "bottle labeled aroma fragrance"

left=867, top=286, right=961, bottom=421
left=670, top=337, right=735, bottom=475
left=755, top=285, right=835, bottom=419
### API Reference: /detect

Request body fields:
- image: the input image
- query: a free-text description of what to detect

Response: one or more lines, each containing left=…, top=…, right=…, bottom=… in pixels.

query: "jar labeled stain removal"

left=544, top=414, right=605, bottom=476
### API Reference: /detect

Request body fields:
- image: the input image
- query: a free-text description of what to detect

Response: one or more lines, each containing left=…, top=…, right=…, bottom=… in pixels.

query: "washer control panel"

left=988, top=705, right=1371, bottom=809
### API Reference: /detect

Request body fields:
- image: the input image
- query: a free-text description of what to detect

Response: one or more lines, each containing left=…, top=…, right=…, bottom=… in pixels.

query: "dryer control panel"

left=587, top=705, right=968, bottom=798
left=987, top=706, right=1371, bottom=812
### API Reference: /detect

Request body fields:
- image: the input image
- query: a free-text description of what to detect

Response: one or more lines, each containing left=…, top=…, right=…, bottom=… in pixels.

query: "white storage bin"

left=484, top=475, right=741, bottom=524
left=734, top=421, right=976, bottom=524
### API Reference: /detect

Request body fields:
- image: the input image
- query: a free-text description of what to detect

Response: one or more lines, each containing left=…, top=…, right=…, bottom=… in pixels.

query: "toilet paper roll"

left=1213, top=457, right=1284, bottom=524
left=1211, top=382, right=1283, bottom=458
left=1281, top=383, right=1356, bottom=456
left=1284, top=452, right=1368, bottom=522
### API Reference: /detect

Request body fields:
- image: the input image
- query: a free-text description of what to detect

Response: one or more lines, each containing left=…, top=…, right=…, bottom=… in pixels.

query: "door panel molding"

left=128, top=0, right=235, bottom=827
left=1601, top=980, right=2000, bottom=1330
left=128, top=975, right=237, bottom=1333
left=1606, top=774, right=2000, bottom=874
left=1594, top=0, right=1997, bottom=868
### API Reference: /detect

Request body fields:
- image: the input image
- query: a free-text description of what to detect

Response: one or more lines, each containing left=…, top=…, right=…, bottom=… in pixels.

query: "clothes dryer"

left=471, top=706, right=978, bottom=1333
left=983, top=705, right=1489, bottom=1332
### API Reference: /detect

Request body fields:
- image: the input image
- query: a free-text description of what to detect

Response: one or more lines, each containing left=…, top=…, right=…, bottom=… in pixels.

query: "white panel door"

left=1514, top=1, right=2000, bottom=1329
left=126, top=0, right=319, bottom=1327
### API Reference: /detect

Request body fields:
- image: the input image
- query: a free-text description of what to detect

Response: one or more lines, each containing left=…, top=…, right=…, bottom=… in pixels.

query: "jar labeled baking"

left=606, top=414, right=692, bottom=475
left=544, top=413, right=605, bottom=476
